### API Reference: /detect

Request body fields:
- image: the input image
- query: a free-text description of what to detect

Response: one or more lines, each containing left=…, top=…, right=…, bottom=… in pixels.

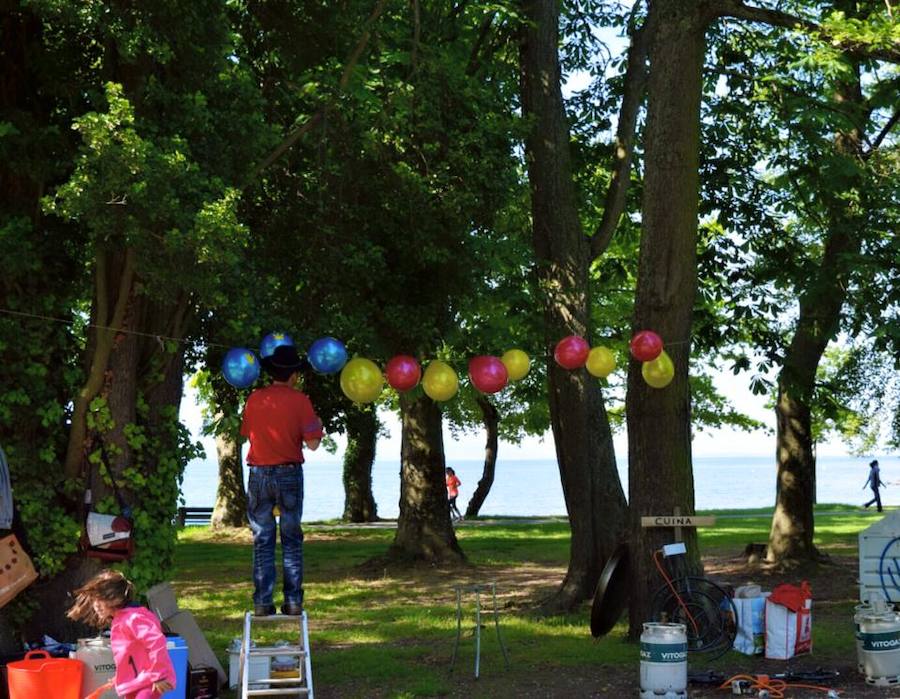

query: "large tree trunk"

left=767, top=62, right=865, bottom=564
left=211, top=423, right=247, bottom=528
left=386, top=393, right=464, bottom=563
left=465, top=395, right=499, bottom=518
left=520, top=0, right=627, bottom=612
left=625, top=0, right=706, bottom=638
left=342, top=406, right=379, bottom=522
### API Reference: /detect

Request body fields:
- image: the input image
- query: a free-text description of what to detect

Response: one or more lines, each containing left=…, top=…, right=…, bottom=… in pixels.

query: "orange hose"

left=652, top=550, right=700, bottom=636
left=717, top=673, right=839, bottom=697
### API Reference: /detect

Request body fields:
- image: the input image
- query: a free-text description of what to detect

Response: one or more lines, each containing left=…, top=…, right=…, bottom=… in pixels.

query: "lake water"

left=180, top=454, right=893, bottom=520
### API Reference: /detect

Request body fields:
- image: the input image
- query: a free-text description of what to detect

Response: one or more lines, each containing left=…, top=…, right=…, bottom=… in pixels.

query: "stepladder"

left=239, top=611, right=314, bottom=698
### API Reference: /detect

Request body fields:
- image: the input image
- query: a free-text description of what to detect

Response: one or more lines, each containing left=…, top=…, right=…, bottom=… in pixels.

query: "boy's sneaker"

left=254, top=604, right=276, bottom=617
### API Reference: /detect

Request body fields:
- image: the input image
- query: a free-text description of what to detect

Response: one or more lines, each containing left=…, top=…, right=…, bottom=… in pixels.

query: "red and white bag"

left=765, top=581, right=812, bottom=659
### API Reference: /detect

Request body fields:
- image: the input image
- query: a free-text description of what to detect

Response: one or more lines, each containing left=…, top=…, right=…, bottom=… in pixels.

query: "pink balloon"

left=554, top=336, right=590, bottom=370
left=468, top=356, right=509, bottom=394
left=385, top=355, right=421, bottom=391
left=629, top=330, right=664, bottom=362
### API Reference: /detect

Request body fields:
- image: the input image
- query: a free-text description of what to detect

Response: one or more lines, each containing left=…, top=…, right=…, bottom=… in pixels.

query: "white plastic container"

left=228, top=638, right=271, bottom=689
left=858, top=609, right=900, bottom=686
left=639, top=622, right=687, bottom=699
left=74, top=637, right=117, bottom=699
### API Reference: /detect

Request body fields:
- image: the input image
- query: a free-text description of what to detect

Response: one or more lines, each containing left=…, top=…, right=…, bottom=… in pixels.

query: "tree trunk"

left=465, top=395, right=499, bottom=518
left=386, top=393, right=464, bottom=563
left=342, top=405, right=379, bottom=522
left=767, top=62, right=865, bottom=564
left=211, top=422, right=247, bottom=528
left=625, top=0, right=706, bottom=639
left=520, top=0, right=628, bottom=612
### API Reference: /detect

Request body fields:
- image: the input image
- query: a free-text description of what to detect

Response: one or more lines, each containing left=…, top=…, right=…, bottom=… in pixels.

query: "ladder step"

left=246, top=688, right=309, bottom=697
left=251, top=676, right=304, bottom=685
left=252, top=614, right=306, bottom=622
left=249, top=647, right=306, bottom=656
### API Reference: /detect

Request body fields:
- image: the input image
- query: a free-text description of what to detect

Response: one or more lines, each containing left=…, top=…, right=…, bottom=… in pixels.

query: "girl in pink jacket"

left=68, top=570, right=176, bottom=699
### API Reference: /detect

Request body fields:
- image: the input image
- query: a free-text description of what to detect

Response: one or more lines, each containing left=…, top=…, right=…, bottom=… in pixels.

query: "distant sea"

left=180, top=454, right=892, bottom=521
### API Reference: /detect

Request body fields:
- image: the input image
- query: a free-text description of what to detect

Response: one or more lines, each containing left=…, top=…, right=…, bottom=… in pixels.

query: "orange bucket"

left=7, top=650, right=83, bottom=699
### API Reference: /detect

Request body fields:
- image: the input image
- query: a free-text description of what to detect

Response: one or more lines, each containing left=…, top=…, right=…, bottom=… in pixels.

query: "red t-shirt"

left=240, top=384, right=324, bottom=466
left=446, top=474, right=461, bottom=498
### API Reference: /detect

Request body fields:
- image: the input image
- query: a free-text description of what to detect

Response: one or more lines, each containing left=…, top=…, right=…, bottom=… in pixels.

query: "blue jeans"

left=247, top=464, right=304, bottom=606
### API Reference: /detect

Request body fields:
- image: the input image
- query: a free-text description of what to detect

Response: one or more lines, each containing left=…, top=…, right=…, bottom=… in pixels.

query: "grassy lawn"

left=171, top=504, right=885, bottom=698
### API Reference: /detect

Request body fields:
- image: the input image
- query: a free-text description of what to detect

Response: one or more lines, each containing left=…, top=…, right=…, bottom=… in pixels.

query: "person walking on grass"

left=864, top=459, right=886, bottom=513
left=241, top=344, right=323, bottom=616
left=446, top=467, right=463, bottom=522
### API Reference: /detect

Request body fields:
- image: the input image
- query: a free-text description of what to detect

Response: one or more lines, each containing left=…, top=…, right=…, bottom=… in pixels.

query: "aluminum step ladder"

left=238, top=611, right=314, bottom=698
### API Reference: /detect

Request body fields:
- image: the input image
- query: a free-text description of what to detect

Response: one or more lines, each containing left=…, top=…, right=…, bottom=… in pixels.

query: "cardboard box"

left=146, top=581, right=180, bottom=621
left=189, top=665, right=220, bottom=698
left=163, top=611, right=226, bottom=685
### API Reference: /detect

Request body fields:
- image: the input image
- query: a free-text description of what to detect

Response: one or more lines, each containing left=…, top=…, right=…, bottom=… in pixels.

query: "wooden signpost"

left=640, top=506, right=716, bottom=542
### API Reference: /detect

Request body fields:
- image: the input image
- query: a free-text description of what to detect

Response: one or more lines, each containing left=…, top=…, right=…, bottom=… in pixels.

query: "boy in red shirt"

left=241, top=345, right=323, bottom=616
left=446, top=467, right=463, bottom=522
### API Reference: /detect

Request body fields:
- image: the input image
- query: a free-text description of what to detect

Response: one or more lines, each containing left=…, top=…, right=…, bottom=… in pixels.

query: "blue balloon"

left=260, top=331, right=294, bottom=358
left=308, top=336, right=348, bottom=374
left=222, top=347, right=261, bottom=388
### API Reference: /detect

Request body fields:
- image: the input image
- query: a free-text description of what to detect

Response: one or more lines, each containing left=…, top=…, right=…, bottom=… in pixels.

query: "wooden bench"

left=176, top=506, right=214, bottom=527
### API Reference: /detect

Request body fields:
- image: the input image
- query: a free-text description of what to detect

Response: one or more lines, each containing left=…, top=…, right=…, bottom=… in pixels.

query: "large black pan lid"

left=590, top=543, right=630, bottom=638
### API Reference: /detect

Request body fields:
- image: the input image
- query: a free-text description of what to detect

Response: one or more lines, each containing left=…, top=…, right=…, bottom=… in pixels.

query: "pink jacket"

left=110, top=606, right=176, bottom=696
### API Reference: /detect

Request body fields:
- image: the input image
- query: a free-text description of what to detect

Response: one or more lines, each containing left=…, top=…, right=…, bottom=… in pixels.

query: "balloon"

left=586, top=346, right=616, bottom=378
left=340, top=357, right=384, bottom=403
left=260, top=331, right=294, bottom=358
left=308, top=336, right=348, bottom=374
left=554, top=335, right=590, bottom=370
left=222, top=348, right=260, bottom=388
left=422, top=360, right=459, bottom=402
left=469, top=356, right=509, bottom=394
left=642, top=350, right=674, bottom=389
left=385, top=355, right=421, bottom=391
left=501, top=349, right=530, bottom=381
left=630, top=330, right=663, bottom=362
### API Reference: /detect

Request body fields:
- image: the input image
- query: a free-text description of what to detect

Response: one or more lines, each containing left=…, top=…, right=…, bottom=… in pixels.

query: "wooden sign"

left=641, top=515, right=716, bottom=528
left=640, top=507, right=715, bottom=541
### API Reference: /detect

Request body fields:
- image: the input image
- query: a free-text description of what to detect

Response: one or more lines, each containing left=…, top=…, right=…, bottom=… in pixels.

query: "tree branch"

left=865, top=107, right=900, bottom=158
left=708, top=0, right=900, bottom=63
left=248, top=0, right=388, bottom=181
left=589, top=10, right=651, bottom=260
left=466, top=11, right=497, bottom=75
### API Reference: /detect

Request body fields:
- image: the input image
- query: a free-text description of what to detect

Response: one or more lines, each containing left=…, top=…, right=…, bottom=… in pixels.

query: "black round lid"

left=590, top=543, right=630, bottom=638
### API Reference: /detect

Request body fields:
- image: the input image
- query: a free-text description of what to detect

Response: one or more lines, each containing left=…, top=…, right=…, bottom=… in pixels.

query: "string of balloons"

left=222, top=329, right=676, bottom=402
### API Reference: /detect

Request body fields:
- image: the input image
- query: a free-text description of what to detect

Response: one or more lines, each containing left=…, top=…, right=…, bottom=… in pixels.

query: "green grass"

left=171, top=506, right=884, bottom=697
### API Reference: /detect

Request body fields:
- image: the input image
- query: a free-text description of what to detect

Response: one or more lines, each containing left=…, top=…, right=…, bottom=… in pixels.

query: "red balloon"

left=468, top=356, right=509, bottom=394
left=629, top=330, right=664, bottom=362
left=554, top=335, right=590, bottom=370
left=385, top=355, right=421, bottom=391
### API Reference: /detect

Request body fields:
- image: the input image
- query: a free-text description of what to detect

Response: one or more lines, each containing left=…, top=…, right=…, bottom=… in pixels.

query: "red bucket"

left=7, top=650, right=83, bottom=699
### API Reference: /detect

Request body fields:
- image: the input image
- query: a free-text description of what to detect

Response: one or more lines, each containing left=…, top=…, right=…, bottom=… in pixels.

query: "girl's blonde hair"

left=67, top=569, right=134, bottom=627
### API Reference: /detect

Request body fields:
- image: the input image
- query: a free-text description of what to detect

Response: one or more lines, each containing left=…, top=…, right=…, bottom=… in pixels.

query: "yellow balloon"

left=585, top=346, right=616, bottom=378
left=340, top=357, right=384, bottom=403
left=422, top=360, right=459, bottom=401
left=501, top=349, right=530, bottom=381
left=642, top=350, right=674, bottom=389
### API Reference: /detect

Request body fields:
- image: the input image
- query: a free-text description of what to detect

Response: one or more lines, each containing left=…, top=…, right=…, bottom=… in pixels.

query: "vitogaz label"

left=862, top=631, right=900, bottom=652
left=640, top=642, right=687, bottom=663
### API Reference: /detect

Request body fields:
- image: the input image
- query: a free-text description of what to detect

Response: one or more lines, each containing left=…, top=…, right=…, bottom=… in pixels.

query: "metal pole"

left=449, top=586, right=462, bottom=672
left=475, top=587, right=482, bottom=679
left=491, top=582, right=510, bottom=669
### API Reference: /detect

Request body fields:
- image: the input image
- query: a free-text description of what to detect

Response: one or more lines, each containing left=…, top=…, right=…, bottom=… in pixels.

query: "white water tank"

left=859, top=511, right=900, bottom=604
